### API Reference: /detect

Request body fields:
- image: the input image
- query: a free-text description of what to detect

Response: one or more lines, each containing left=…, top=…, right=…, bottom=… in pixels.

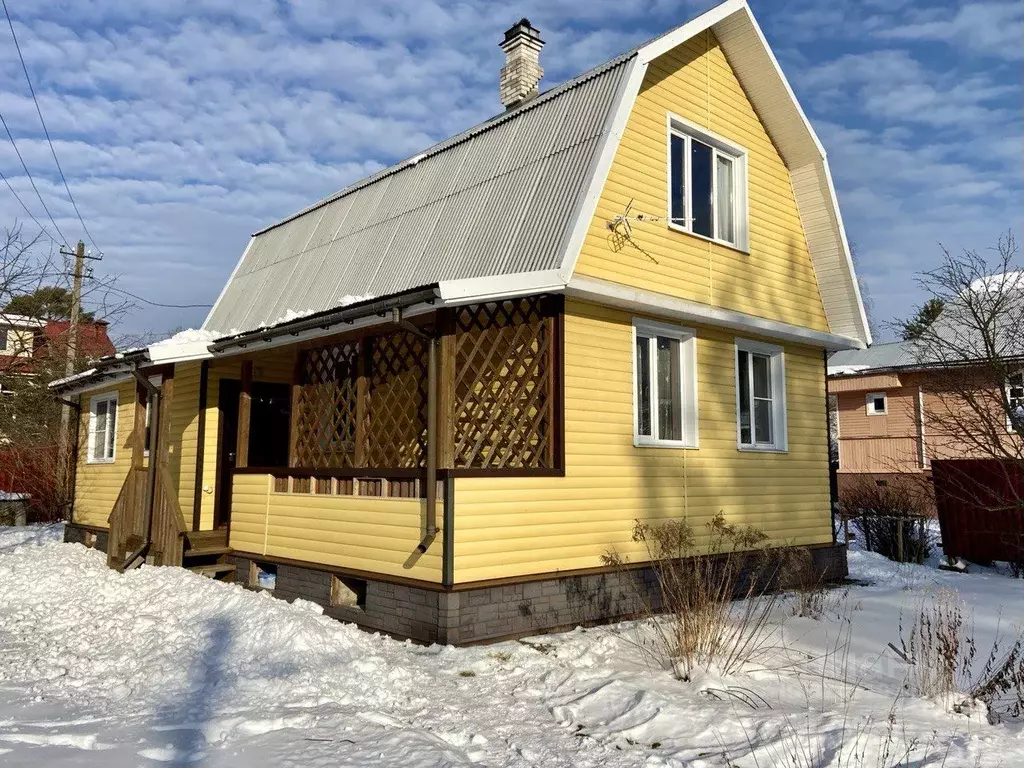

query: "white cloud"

left=878, top=1, right=1024, bottom=59
left=0, top=0, right=1017, bottom=341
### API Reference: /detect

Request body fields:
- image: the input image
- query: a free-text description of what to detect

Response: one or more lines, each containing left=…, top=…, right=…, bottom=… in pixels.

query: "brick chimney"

left=499, top=18, right=544, bottom=110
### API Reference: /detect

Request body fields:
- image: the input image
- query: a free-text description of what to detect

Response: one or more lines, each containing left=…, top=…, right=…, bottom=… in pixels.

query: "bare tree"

left=0, top=223, right=131, bottom=521
left=902, top=232, right=1024, bottom=566
left=902, top=233, right=1024, bottom=466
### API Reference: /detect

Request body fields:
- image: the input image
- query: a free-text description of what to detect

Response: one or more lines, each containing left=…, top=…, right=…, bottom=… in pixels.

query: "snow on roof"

left=969, top=270, right=1024, bottom=294
left=0, top=313, right=44, bottom=328
left=147, top=328, right=217, bottom=364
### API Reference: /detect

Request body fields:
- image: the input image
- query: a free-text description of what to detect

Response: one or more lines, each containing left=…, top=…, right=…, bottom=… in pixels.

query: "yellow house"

left=53, top=0, right=870, bottom=644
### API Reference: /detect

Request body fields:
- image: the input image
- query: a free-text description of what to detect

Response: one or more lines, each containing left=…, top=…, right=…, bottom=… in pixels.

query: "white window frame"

left=865, top=392, right=888, bottom=416
left=87, top=392, right=118, bottom=464
left=632, top=318, right=699, bottom=448
left=1005, top=372, right=1024, bottom=432
left=735, top=339, right=787, bottom=452
left=666, top=113, right=749, bottom=252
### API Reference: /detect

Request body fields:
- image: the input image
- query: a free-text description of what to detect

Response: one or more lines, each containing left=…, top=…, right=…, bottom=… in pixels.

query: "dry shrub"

left=841, top=483, right=931, bottom=564
left=898, top=588, right=1024, bottom=721
left=787, top=548, right=844, bottom=620
left=606, top=512, right=797, bottom=681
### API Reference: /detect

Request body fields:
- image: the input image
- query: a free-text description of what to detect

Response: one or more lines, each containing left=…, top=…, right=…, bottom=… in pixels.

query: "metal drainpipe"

left=425, top=335, right=438, bottom=538
left=129, top=368, right=161, bottom=563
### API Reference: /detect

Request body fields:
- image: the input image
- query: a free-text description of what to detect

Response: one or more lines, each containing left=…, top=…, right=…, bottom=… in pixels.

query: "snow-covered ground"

left=1, top=525, right=1022, bottom=767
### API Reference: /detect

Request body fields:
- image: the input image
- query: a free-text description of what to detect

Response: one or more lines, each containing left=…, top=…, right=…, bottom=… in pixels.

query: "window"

left=632, top=319, right=698, bottom=447
left=668, top=116, right=748, bottom=249
left=0, top=329, right=7, bottom=351
left=88, top=392, right=118, bottom=463
left=1006, top=373, right=1024, bottom=431
left=735, top=340, right=787, bottom=451
left=865, top=392, right=887, bottom=416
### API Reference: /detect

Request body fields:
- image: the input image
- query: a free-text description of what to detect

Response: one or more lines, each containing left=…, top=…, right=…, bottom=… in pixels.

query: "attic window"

left=865, top=392, right=887, bottom=416
left=668, top=115, right=748, bottom=250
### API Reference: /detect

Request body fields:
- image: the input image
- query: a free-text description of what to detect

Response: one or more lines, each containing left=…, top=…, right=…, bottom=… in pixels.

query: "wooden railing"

left=106, top=465, right=188, bottom=570
left=107, top=468, right=147, bottom=569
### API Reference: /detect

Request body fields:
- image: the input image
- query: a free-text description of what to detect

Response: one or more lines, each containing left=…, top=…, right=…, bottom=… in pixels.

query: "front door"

left=215, top=379, right=292, bottom=530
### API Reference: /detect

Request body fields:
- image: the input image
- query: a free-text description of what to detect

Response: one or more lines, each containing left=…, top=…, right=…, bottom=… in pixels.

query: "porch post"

left=157, top=370, right=174, bottom=467
left=131, top=382, right=147, bottom=469
left=437, top=309, right=456, bottom=469
left=236, top=360, right=253, bottom=468
left=289, top=350, right=302, bottom=466
left=425, top=335, right=438, bottom=538
left=355, top=342, right=369, bottom=467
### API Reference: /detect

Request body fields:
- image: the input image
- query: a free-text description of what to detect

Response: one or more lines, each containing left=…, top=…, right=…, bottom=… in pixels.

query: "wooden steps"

left=183, top=528, right=234, bottom=581
left=190, top=563, right=237, bottom=581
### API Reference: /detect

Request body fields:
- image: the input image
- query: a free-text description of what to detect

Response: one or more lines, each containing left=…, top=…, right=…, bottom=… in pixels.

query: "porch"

left=103, top=293, right=564, bottom=585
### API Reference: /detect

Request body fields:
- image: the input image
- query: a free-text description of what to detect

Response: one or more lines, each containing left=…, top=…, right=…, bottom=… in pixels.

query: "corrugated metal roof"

left=829, top=341, right=914, bottom=374
left=205, top=54, right=633, bottom=334
left=204, top=0, right=871, bottom=349
left=830, top=279, right=1024, bottom=375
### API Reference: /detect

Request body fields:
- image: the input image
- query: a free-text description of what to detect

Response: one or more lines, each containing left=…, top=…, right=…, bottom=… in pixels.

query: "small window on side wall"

left=735, top=340, right=787, bottom=451
left=633, top=319, right=698, bottom=448
left=88, top=392, right=118, bottom=463
left=668, top=116, right=748, bottom=250
left=866, top=392, right=887, bottom=416
left=1005, top=373, right=1024, bottom=432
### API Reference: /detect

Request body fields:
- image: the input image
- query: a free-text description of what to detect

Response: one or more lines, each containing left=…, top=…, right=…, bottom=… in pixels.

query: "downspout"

left=425, top=335, right=438, bottom=538
left=392, top=308, right=438, bottom=546
left=824, top=350, right=840, bottom=545
left=126, top=368, right=160, bottom=568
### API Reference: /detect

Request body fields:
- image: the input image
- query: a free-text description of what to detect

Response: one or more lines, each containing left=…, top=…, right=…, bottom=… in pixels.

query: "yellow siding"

left=229, top=473, right=442, bottom=582
left=72, top=380, right=139, bottom=528
left=576, top=32, right=829, bottom=331
left=453, top=300, right=831, bottom=583
left=168, top=362, right=201, bottom=520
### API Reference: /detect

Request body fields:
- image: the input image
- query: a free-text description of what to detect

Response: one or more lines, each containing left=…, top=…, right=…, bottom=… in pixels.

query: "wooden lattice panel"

left=452, top=296, right=557, bottom=469
left=293, top=342, right=360, bottom=468
left=366, top=330, right=428, bottom=468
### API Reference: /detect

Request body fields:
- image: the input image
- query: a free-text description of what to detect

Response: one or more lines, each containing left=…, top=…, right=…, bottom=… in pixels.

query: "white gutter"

left=567, top=276, right=863, bottom=351
left=436, top=269, right=566, bottom=306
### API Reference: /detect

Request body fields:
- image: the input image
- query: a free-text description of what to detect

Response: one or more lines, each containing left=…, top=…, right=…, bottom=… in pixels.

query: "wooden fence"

left=931, top=459, right=1024, bottom=565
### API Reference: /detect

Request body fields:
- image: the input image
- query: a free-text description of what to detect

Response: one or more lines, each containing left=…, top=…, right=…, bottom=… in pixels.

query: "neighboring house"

left=0, top=313, right=116, bottom=378
left=1, top=313, right=116, bottom=508
left=828, top=283, right=1023, bottom=512
left=0, top=314, right=43, bottom=378
left=52, top=1, right=869, bottom=645
left=827, top=342, right=934, bottom=505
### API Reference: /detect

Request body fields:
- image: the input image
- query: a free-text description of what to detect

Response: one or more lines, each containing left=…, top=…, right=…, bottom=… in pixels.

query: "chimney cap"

left=502, top=18, right=544, bottom=46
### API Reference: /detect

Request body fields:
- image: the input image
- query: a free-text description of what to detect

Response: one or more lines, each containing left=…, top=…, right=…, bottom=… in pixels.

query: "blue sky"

left=0, top=0, right=1020, bottom=341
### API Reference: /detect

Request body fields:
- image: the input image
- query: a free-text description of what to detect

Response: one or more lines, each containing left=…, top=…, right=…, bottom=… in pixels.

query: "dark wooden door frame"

left=213, top=379, right=240, bottom=530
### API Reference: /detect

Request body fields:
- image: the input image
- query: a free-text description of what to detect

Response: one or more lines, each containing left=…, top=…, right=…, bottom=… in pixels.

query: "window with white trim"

left=633, top=319, right=698, bottom=448
left=668, top=116, right=748, bottom=249
left=865, top=392, right=887, bottom=416
left=88, top=392, right=118, bottom=463
left=736, top=340, right=787, bottom=451
left=1006, top=373, right=1024, bottom=432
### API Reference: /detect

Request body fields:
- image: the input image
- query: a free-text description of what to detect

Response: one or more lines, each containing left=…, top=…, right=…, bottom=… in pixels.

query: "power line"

left=0, top=166, right=60, bottom=245
left=105, top=285, right=212, bottom=309
left=2, top=0, right=101, bottom=255
left=0, top=109, right=69, bottom=246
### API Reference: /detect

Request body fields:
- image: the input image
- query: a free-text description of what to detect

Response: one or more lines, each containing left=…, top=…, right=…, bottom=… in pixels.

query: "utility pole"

left=57, top=240, right=93, bottom=520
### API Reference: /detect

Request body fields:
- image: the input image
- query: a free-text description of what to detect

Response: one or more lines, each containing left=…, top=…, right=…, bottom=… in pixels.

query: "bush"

left=605, top=512, right=796, bottom=681
left=897, top=588, right=1024, bottom=722
left=841, top=484, right=931, bottom=563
